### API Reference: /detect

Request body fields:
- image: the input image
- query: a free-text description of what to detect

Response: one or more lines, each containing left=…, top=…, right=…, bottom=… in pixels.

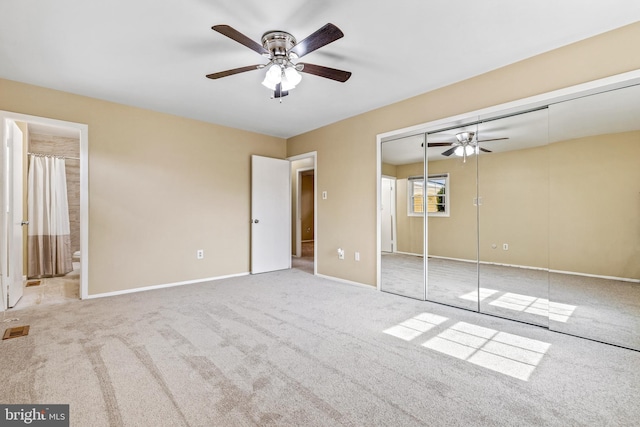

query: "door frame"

left=380, top=175, right=397, bottom=254
left=288, top=152, right=317, bottom=275
left=4, top=121, right=24, bottom=307
left=0, top=111, right=89, bottom=310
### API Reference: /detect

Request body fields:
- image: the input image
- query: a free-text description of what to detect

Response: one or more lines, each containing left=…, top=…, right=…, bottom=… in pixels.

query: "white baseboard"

left=316, top=273, right=376, bottom=290
left=389, top=251, right=423, bottom=257
left=85, top=272, right=250, bottom=300
left=429, top=255, right=639, bottom=282
left=549, top=269, right=640, bottom=284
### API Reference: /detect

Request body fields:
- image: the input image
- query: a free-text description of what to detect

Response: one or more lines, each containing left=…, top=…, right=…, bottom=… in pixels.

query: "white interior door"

left=251, top=155, right=291, bottom=274
left=381, top=177, right=395, bottom=252
left=4, top=121, right=24, bottom=308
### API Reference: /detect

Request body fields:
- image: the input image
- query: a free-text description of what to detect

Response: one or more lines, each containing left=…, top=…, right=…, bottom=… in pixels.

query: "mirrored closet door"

left=379, top=77, right=639, bottom=351
left=380, top=134, right=426, bottom=300
left=548, top=83, right=640, bottom=350
left=425, top=123, right=479, bottom=311
left=477, top=109, right=549, bottom=326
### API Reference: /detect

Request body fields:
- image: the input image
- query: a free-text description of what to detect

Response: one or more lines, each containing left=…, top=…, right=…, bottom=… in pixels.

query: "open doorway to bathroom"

left=289, top=152, right=317, bottom=275
left=1, top=111, right=88, bottom=311
left=15, top=123, right=81, bottom=309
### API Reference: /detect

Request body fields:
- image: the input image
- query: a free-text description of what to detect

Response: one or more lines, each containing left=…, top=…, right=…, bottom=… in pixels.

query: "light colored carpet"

left=1, top=268, right=639, bottom=426
left=380, top=252, right=425, bottom=299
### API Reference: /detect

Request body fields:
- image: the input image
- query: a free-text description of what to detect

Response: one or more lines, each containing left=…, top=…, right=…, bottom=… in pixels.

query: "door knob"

left=253, top=219, right=259, bottom=224
left=21, top=220, right=29, bottom=226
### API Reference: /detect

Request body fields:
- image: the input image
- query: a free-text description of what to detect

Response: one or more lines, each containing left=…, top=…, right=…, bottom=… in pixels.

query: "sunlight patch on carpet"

left=383, top=313, right=448, bottom=341
left=459, top=288, right=499, bottom=302
left=549, top=301, right=578, bottom=322
left=459, top=288, right=578, bottom=323
left=422, top=322, right=550, bottom=381
left=490, top=293, right=549, bottom=317
left=383, top=313, right=551, bottom=381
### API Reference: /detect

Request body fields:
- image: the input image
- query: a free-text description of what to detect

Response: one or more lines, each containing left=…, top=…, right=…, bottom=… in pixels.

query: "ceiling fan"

left=206, top=23, right=352, bottom=99
left=425, top=131, right=508, bottom=162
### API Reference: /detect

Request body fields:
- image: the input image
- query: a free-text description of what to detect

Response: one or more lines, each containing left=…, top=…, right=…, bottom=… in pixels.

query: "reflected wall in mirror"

left=380, top=135, right=425, bottom=299
left=426, top=124, right=479, bottom=311
left=477, top=110, right=549, bottom=326
left=548, top=84, right=640, bottom=350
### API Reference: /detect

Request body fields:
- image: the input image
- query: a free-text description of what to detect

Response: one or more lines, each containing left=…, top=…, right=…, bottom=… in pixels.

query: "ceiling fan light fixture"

left=283, top=66, right=302, bottom=88
left=261, top=64, right=282, bottom=90
left=454, top=144, right=476, bottom=157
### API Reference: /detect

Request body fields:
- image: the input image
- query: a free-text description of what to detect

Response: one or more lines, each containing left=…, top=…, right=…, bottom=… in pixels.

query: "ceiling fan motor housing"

left=261, top=31, right=297, bottom=58
left=456, top=131, right=475, bottom=145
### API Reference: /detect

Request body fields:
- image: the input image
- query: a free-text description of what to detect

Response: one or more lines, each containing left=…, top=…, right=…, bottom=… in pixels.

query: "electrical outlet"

left=322, top=191, right=328, bottom=200
left=197, top=249, right=204, bottom=259
left=337, top=248, right=344, bottom=260
left=503, top=243, right=509, bottom=251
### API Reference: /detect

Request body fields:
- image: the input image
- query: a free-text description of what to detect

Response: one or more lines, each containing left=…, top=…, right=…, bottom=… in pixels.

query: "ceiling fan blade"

left=206, top=64, right=262, bottom=79
left=273, top=83, right=289, bottom=99
left=479, top=147, right=492, bottom=153
left=427, top=142, right=452, bottom=147
left=212, top=25, right=269, bottom=55
left=289, top=23, right=344, bottom=58
left=298, top=63, right=351, bottom=82
left=477, top=137, right=508, bottom=142
left=441, top=147, right=457, bottom=157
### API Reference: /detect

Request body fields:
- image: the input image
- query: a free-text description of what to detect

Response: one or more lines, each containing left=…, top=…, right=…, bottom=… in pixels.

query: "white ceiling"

left=1, top=1, right=639, bottom=139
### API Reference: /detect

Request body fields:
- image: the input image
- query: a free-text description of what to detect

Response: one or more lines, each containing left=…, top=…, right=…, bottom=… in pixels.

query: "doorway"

left=289, top=152, right=317, bottom=275
left=1, top=111, right=88, bottom=311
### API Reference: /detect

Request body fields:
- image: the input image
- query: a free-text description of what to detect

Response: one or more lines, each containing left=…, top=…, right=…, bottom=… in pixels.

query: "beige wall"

left=395, top=162, right=424, bottom=255
left=381, top=163, right=397, bottom=177
left=425, top=146, right=548, bottom=267
left=426, top=157, right=479, bottom=262
left=477, top=146, right=549, bottom=269
left=549, top=131, right=640, bottom=279
left=287, top=22, right=640, bottom=287
left=1, top=79, right=285, bottom=296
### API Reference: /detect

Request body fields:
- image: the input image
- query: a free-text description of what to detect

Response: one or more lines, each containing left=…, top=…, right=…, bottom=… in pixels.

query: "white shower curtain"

left=27, top=154, right=73, bottom=278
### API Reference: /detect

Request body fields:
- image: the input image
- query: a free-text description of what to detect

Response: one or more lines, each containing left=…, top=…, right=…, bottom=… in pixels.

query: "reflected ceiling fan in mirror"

left=206, top=23, right=352, bottom=99
left=425, top=131, right=508, bottom=162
